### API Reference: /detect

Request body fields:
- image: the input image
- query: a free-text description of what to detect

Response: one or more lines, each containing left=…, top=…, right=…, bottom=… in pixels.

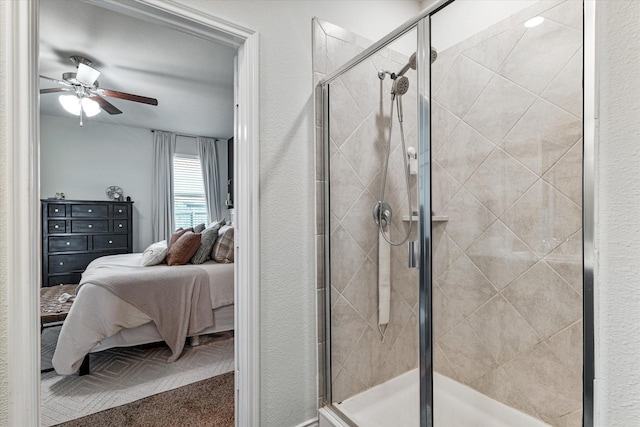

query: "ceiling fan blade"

left=40, top=75, right=72, bottom=87
left=89, top=95, right=123, bottom=115
left=97, top=88, right=158, bottom=106
left=40, top=87, right=73, bottom=94
left=76, top=63, right=101, bottom=86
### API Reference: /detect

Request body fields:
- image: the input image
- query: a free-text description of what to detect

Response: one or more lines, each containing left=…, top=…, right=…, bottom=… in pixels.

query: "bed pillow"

left=190, top=219, right=226, bottom=265
left=194, top=223, right=206, bottom=233
left=140, top=240, right=168, bottom=266
left=166, top=231, right=201, bottom=266
left=211, top=226, right=234, bottom=263
left=168, top=227, right=193, bottom=250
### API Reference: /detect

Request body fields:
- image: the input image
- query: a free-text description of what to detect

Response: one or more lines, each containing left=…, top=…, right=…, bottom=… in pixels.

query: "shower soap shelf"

left=402, top=215, right=448, bottom=222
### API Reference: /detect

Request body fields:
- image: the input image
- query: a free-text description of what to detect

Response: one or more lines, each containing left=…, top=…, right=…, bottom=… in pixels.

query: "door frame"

left=4, top=1, right=260, bottom=425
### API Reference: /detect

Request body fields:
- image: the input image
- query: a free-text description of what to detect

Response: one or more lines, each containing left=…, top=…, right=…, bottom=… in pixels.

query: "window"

left=173, top=155, right=208, bottom=229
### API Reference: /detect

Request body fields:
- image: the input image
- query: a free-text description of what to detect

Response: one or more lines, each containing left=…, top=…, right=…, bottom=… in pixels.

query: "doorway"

left=4, top=1, right=259, bottom=425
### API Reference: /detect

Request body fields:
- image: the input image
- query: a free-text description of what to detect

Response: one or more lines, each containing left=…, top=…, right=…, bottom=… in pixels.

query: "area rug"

left=41, top=326, right=234, bottom=426
left=53, top=371, right=234, bottom=427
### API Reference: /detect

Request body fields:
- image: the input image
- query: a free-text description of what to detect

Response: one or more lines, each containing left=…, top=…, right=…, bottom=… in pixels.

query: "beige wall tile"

left=471, top=366, right=542, bottom=420
left=436, top=121, right=495, bottom=184
left=462, top=26, right=526, bottom=72
left=543, top=139, right=583, bottom=206
left=343, top=325, right=386, bottom=388
left=542, top=0, right=583, bottom=32
left=332, top=366, right=367, bottom=404
left=330, top=224, right=367, bottom=292
left=503, top=343, right=582, bottom=421
left=443, top=188, right=497, bottom=250
left=433, top=281, right=464, bottom=341
left=545, top=229, right=583, bottom=295
left=331, top=295, right=368, bottom=367
left=328, top=78, right=365, bottom=147
left=341, top=120, right=384, bottom=187
left=342, top=258, right=379, bottom=327
left=501, top=98, right=582, bottom=176
left=501, top=180, right=582, bottom=256
left=467, top=220, right=537, bottom=290
left=340, top=190, right=379, bottom=255
left=434, top=56, right=494, bottom=117
left=465, top=147, right=538, bottom=217
left=431, top=101, right=460, bottom=157
left=329, top=151, right=365, bottom=220
left=498, top=19, right=581, bottom=94
left=542, top=48, right=583, bottom=118
left=432, top=228, right=463, bottom=279
left=504, top=261, right=582, bottom=339
left=464, top=75, right=536, bottom=144
left=467, top=295, right=539, bottom=364
left=439, top=254, right=497, bottom=317
left=439, top=321, right=498, bottom=384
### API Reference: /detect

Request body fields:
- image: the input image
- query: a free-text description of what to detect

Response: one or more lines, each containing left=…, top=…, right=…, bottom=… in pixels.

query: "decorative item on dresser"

left=41, top=199, right=134, bottom=287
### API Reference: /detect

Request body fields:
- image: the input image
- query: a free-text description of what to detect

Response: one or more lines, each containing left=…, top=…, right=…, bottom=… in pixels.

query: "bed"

left=52, top=252, right=234, bottom=375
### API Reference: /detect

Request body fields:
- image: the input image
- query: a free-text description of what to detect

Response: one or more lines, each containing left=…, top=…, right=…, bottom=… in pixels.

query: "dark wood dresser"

left=41, top=199, right=134, bottom=287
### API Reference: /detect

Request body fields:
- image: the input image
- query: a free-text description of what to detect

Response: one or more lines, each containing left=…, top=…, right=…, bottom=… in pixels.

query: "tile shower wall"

left=431, top=1, right=583, bottom=426
left=314, top=19, right=420, bottom=404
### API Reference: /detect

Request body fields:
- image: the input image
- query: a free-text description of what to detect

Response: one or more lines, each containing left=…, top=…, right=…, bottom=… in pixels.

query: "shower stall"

left=315, top=0, right=594, bottom=426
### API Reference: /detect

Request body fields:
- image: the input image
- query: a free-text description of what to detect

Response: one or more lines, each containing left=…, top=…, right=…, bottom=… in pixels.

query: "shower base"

left=327, top=369, right=550, bottom=427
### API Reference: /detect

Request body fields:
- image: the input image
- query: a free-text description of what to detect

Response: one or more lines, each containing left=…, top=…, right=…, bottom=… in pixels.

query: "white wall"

left=40, top=116, right=230, bottom=252
left=427, top=0, right=537, bottom=51
left=40, top=115, right=154, bottom=252
left=5, top=1, right=640, bottom=426
left=595, top=1, right=640, bottom=425
left=175, top=1, right=422, bottom=425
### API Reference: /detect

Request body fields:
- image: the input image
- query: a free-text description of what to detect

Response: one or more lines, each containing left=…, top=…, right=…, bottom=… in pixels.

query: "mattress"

left=52, top=253, right=235, bottom=374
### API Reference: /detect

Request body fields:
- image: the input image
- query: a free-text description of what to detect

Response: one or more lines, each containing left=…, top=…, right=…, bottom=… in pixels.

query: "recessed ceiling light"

left=524, top=16, right=545, bottom=28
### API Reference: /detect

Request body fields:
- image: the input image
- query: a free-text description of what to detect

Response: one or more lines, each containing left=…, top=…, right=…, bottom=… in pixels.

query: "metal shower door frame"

left=319, top=1, right=596, bottom=426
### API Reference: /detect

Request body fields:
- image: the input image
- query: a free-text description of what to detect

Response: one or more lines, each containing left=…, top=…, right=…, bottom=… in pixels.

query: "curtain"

left=197, top=136, right=222, bottom=223
left=152, top=130, right=176, bottom=242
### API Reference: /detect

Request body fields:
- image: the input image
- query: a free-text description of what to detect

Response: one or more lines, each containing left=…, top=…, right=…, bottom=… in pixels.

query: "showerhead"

left=396, top=48, right=438, bottom=77
left=392, top=76, right=410, bottom=97
left=397, top=53, right=417, bottom=77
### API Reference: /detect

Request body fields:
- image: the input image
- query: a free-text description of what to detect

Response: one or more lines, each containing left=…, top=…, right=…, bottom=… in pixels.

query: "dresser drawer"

left=112, top=220, right=128, bottom=233
left=49, top=253, right=102, bottom=274
left=71, top=204, right=108, bottom=217
left=71, top=220, right=109, bottom=233
left=47, top=273, right=82, bottom=287
left=48, top=204, right=66, bottom=217
left=48, top=220, right=66, bottom=234
left=113, top=204, right=129, bottom=218
left=48, top=236, right=87, bottom=252
left=93, top=234, right=128, bottom=250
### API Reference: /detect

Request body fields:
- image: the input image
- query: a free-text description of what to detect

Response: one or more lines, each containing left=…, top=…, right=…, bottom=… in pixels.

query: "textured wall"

left=315, top=19, right=420, bottom=404
left=175, top=2, right=420, bottom=425
left=596, top=0, right=640, bottom=425
left=0, top=0, right=9, bottom=424
left=430, top=2, right=583, bottom=425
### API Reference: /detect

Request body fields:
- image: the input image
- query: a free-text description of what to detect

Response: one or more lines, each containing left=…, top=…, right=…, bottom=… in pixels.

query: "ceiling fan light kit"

left=40, top=55, right=158, bottom=127
left=59, top=95, right=101, bottom=117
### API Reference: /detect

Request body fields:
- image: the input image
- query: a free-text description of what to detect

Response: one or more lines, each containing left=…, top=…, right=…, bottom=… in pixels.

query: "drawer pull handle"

left=108, top=240, right=113, bottom=244
left=118, top=224, right=123, bottom=228
left=88, top=224, right=93, bottom=228
left=118, top=209, right=123, bottom=213
left=59, top=262, right=64, bottom=266
left=88, top=209, right=92, bottom=213
left=54, top=208, right=59, bottom=212
left=54, top=225, right=59, bottom=229
left=66, top=242, right=70, bottom=245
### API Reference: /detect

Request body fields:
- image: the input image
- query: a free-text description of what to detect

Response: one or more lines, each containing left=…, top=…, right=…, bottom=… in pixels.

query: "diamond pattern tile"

left=501, top=180, right=582, bottom=256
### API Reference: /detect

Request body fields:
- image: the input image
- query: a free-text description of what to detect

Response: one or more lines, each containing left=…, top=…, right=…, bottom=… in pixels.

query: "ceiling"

left=39, top=0, right=236, bottom=138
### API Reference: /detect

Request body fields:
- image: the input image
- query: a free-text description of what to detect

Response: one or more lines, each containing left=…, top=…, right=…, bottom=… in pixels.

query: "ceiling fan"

left=40, top=55, right=158, bottom=126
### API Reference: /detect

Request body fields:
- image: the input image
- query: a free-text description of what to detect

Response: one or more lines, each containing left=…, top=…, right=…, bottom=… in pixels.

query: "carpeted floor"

left=53, top=371, right=235, bottom=427
left=42, top=326, right=234, bottom=426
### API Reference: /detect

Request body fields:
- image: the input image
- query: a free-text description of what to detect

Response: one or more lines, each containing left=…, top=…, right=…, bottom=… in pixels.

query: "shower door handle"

left=408, top=240, right=419, bottom=269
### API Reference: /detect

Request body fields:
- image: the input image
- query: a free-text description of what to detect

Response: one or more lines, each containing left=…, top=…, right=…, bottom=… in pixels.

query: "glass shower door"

left=429, top=2, right=584, bottom=426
